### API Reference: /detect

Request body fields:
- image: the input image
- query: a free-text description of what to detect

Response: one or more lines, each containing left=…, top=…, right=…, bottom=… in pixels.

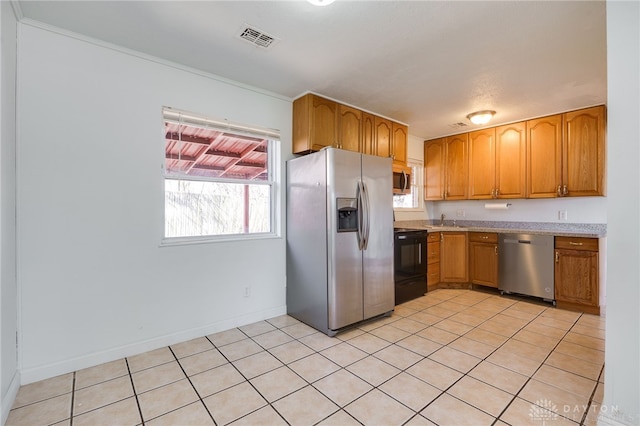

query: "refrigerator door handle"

left=356, top=181, right=365, bottom=250
left=362, top=181, right=371, bottom=250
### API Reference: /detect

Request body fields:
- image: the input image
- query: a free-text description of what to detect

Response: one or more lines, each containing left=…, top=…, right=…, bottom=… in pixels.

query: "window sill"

left=160, top=232, right=281, bottom=247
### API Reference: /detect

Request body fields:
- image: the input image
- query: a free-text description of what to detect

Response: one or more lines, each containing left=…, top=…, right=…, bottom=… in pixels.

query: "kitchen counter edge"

left=393, top=221, right=606, bottom=238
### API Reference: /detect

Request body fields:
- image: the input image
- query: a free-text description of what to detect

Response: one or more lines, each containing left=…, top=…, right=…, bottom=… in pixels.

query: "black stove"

left=394, top=228, right=427, bottom=305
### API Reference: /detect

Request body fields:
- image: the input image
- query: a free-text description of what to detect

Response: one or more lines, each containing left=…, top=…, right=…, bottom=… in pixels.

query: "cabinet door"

left=555, top=249, right=599, bottom=307
left=338, top=104, right=362, bottom=152
left=374, top=116, right=393, bottom=158
left=292, top=94, right=337, bottom=153
left=440, top=232, right=468, bottom=282
left=527, top=114, right=562, bottom=198
left=392, top=122, right=408, bottom=166
left=362, top=112, right=375, bottom=156
left=468, top=128, right=496, bottom=199
left=496, top=122, right=527, bottom=198
left=563, top=106, right=606, bottom=196
left=445, top=134, right=469, bottom=200
left=424, top=139, right=445, bottom=200
left=469, top=242, right=498, bottom=288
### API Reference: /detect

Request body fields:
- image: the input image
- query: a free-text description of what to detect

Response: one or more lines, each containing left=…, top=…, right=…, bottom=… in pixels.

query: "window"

left=393, top=160, right=423, bottom=210
left=162, top=107, right=279, bottom=242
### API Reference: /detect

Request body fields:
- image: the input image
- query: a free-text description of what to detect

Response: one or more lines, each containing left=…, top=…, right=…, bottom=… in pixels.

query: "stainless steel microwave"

left=393, top=166, right=411, bottom=194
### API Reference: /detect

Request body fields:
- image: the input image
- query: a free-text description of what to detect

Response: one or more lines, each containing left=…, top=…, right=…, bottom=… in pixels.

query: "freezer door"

left=361, top=154, right=395, bottom=319
left=327, top=149, right=364, bottom=330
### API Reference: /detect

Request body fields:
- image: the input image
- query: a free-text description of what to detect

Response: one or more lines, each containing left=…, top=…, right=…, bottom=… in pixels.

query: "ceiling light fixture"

left=466, top=110, right=496, bottom=125
left=307, top=0, right=336, bottom=6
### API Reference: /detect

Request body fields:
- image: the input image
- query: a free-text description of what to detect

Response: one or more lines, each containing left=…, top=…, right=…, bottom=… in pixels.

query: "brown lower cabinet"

left=423, top=231, right=601, bottom=315
left=440, top=232, right=469, bottom=283
left=469, top=232, right=499, bottom=288
left=554, top=236, right=600, bottom=314
left=426, top=232, right=440, bottom=291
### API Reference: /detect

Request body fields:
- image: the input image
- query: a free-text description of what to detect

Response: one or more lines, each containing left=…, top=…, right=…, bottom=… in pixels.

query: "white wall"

left=430, top=197, right=606, bottom=224
left=602, top=2, right=640, bottom=425
left=16, top=23, right=291, bottom=384
left=0, top=1, right=20, bottom=423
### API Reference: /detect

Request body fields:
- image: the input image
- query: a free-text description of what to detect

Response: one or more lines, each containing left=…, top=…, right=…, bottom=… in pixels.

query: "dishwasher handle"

left=502, top=238, right=534, bottom=245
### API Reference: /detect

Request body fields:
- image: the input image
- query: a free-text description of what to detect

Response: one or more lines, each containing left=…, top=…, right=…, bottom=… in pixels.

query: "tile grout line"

left=166, top=345, right=219, bottom=426
left=124, top=357, right=146, bottom=426
left=69, top=372, right=76, bottom=426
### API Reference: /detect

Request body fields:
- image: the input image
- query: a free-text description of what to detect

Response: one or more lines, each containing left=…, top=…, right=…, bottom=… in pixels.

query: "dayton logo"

left=530, top=399, right=560, bottom=424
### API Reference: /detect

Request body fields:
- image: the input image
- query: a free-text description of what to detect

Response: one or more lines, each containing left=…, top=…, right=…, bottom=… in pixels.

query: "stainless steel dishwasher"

left=498, top=233, right=555, bottom=303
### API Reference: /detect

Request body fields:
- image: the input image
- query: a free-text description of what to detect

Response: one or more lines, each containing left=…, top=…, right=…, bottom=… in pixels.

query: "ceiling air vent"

left=238, top=24, right=278, bottom=49
left=449, top=122, right=469, bottom=129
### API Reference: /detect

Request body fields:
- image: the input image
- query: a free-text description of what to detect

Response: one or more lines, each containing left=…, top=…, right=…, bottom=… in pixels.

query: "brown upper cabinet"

left=496, top=122, right=527, bottom=198
left=445, top=134, right=469, bottom=200
left=292, top=93, right=408, bottom=166
left=427, top=105, right=605, bottom=201
left=293, top=94, right=338, bottom=153
left=563, top=106, right=606, bottom=197
left=424, top=138, right=445, bottom=200
left=361, top=112, right=375, bottom=156
left=528, top=106, right=606, bottom=198
left=468, top=128, right=496, bottom=199
left=527, top=114, right=563, bottom=198
left=338, top=104, right=362, bottom=152
left=392, top=122, right=408, bottom=166
left=374, top=116, right=393, bottom=159
left=424, top=135, right=468, bottom=200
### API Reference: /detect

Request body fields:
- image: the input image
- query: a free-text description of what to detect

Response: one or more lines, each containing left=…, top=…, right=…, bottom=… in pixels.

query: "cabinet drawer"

left=555, top=237, right=598, bottom=252
left=427, top=263, right=440, bottom=286
left=427, top=232, right=440, bottom=243
left=427, top=242, right=440, bottom=264
left=469, top=232, right=498, bottom=243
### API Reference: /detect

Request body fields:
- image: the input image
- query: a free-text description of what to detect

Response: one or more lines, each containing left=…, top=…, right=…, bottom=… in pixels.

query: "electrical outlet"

left=456, top=209, right=465, bottom=218
left=243, top=286, right=251, bottom=297
left=558, top=210, right=568, bottom=221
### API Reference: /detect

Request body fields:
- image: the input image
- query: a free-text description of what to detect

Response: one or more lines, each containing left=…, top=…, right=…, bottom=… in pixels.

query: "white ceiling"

left=16, top=0, right=607, bottom=139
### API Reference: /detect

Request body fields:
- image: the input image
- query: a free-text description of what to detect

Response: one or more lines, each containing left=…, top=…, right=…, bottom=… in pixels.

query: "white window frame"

left=393, top=159, right=424, bottom=212
left=160, top=107, right=281, bottom=246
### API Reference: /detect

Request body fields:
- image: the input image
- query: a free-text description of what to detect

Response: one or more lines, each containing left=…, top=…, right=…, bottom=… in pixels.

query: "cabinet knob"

left=563, top=185, right=568, bottom=196
left=568, top=241, right=584, bottom=246
left=495, top=246, right=498, bottom=255
left=555, top=251, right=560, bottom=262
left=557, top=185, right=563, bottom=196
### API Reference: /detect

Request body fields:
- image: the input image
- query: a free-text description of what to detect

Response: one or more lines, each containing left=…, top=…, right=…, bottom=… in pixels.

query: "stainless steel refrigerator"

left=286, top=148, right=394, bottom=336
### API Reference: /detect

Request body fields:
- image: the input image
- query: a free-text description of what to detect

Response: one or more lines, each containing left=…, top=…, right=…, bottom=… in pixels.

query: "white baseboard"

left=1, top=370, right=21, bottom=425
left=598, top=410, right=640, bottom=426
left=20, top=305, right=286, bottom=385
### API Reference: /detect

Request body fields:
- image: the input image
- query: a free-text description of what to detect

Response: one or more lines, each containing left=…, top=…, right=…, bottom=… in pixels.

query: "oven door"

left=394, top=231, right=427, bottom=282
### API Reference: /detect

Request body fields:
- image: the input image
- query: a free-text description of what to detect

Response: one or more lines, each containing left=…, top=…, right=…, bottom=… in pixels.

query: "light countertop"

left=394, top=220, right=606, bottom=238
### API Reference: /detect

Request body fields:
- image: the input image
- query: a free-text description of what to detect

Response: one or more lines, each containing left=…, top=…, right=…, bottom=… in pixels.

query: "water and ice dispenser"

left=337, top=198, right=358, bottom=232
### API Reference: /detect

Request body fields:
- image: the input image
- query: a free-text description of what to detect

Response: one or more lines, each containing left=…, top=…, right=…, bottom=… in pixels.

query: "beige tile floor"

left=7, top=289, right=606, bottom=426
